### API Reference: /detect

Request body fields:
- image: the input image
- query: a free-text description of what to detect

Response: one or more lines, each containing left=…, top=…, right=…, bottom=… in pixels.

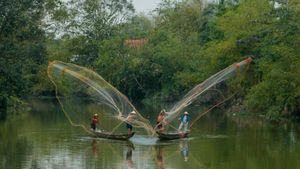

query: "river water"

left=1, top=98, right=300, bottom=169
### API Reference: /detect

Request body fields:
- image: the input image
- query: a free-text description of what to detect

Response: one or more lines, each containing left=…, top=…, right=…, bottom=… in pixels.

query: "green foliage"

left=199, top=4, right=224, bottom=44
left=0, top=0, right=47, bottom=100
left=2, top=0, right=300, bottom=119
left=62, top=0, right=135, bottom=65
left=121, top=15, right=153, bottom=38
left=155, top=0, right=202, bottom=41
left=246, top=18, right=300, bottom=116
left=0, top=0, right=70, bottom=112
left=91, top=0, right=300, bottom=118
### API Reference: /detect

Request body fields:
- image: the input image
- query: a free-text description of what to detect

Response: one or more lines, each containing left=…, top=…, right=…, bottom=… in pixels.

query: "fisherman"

left=90, top=113, right=99, bottom=131
left=178, top=111, right=190, bottom=132
left=156, top=110, right=166, bottom=133
left=126, top=111, right=137, bottom=135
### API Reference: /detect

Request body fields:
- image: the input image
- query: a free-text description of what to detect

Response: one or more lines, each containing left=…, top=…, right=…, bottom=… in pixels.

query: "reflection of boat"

left=92, top=131, right=135, bottom=140
left=156, top=131, right=189, bottom=140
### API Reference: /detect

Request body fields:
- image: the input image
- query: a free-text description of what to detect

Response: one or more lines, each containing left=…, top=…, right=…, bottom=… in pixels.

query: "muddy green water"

left=1, top=99, right=300, bottom=169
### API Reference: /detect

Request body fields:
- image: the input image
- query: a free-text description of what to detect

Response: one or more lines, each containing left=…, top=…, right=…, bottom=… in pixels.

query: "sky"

left=131, top=0, right=162, bottom=14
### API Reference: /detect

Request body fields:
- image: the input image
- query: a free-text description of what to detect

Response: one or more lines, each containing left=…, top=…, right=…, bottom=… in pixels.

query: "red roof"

left=125, top=39, right=148, bottom=47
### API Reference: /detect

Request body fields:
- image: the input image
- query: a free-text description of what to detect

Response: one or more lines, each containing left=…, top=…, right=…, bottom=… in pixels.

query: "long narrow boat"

left=156, top=131, right=189, bottom=140
left=91, top=131, right=135, bottom=140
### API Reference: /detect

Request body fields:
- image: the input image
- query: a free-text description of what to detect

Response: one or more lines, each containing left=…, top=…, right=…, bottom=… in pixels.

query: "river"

left=0, top=98, right=300, bottom=169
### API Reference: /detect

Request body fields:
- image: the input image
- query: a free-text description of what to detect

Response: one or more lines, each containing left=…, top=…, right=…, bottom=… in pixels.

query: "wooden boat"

left=92, top=131, right=135, bottom=140
left=156, top=131, right=189, bottom=140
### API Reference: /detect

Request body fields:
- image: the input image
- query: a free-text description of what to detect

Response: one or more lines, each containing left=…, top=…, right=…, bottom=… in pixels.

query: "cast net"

left=155, top=57, right=252, bottom=132
left=47, top=61, right=156, bottom=135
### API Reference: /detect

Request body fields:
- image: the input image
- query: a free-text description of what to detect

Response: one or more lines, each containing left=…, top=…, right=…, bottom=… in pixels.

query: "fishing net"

left=47, top=61, right=156, bottom=135
left=155, top=57, right=252, bottom=132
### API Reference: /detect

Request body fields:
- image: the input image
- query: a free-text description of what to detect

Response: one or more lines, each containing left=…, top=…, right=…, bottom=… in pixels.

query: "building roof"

left=125, top=39, right=148, bottom=47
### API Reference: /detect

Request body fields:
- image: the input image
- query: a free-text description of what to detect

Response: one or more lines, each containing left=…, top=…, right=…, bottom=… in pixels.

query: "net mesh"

left=48, top=57, right=252, bottom=136
left=158, top=57, right=252, bottom=131
left=47, top=61, right=156, bottom=135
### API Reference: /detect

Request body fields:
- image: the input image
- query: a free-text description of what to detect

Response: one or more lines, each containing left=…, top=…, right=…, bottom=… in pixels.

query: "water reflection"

left=1, top=99, right=300, bottom=169
left=179, top=139, right=189, bottom=162
left=91, top=140, right=98, bottom=158
left=155, top=145, right=165, bottom=169
left=154, top=139, right=191, bottom=168
left=125, top=141, right=135, bottom=169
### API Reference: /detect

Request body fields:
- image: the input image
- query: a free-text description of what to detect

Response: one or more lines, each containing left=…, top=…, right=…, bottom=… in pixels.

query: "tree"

left=0, top=0, right=48, bottom=115
left=63, top=0, right=135, bottom=65
left=245, top=6, right=300, bottom=117
left=0, top=0, right=71, bottom=115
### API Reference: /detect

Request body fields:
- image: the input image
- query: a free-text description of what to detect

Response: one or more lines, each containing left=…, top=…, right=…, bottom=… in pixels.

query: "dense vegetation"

left=1, top=0, right=299, bottom=119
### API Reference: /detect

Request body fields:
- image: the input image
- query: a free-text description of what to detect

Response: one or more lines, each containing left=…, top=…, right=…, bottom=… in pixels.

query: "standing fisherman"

left=90, top=114, right=99, bottom=131
left=156, top=110, right=166, bottom=133
left=178, top=111, right=190, bottom=132
left=126, top=111, right=137, bottom=135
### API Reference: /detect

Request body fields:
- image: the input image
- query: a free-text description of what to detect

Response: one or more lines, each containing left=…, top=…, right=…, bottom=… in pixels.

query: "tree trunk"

left=0, top=96, right=7, bottom=121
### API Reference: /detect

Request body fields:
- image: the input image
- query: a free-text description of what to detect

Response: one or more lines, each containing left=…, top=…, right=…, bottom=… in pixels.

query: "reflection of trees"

left=1, top=100, right=155, bottom=169
left=191, top=113, right=300, bottom=169
left=0, top=118, right=29, bottom=169
left=2, top=99, right=300, bottom=169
